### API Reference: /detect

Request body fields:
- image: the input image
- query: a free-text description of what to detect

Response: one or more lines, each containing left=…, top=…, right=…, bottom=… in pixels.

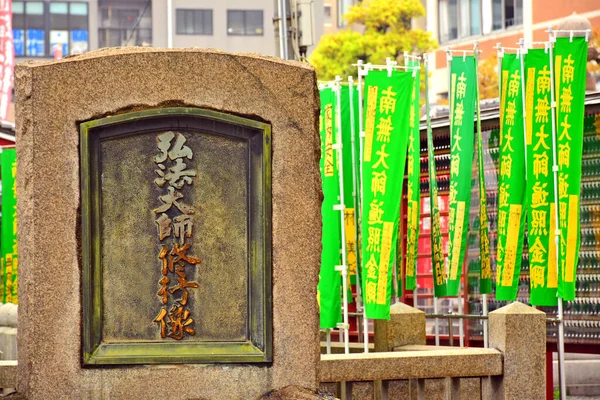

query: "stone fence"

left=0, top=302, right=546, bottom=399
left=319, top=301, right=546, bottom=400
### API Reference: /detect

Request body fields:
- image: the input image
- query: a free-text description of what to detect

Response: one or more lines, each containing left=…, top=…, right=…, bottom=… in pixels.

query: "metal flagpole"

left=445, top=47, right=456, bottom=346
left=386, top=57, right=402, bottom=305
left=326, top=329, right=332, bottom=354
left=469, top=40, right=487, bottom=349
left=357, top=60, right=370, bottom=352
left=424, top=54, right=440, bottom=347
left=516, top=37, right=531, bottom=332
left=334, top=76, right=350, bottom=355
left=348, top=76, right=364, bottom=327
left=519, top=39, right=528, bottom=176
left=406, top=52, right=420, bottom=310
left=547, top=26, right=567, bottom=400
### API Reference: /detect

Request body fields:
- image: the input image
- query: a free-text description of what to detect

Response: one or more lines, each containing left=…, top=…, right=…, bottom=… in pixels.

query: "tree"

left=309, top=0, right=438, bottom=81
left=478, top=53, right=499, bottom=100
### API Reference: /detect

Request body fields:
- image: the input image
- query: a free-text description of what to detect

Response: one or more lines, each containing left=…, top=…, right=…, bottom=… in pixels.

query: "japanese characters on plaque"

left=152, top=132, right=201, bottom=340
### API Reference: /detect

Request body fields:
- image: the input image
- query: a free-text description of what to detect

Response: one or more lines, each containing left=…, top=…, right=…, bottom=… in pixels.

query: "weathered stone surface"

left=321, top=341, right=374, bottom=354
left=374, top=302, right=425, bottom=352
left=0, top=361, right=17, bottom=388
left=489, top=302, right=546, bottom=400
left=260, top=386, right=335, bottom=399
left=385, top=380, right=412, bottom=399
left=422, top=378, right=450, bottom=399
left=318, top=382, right=338, bottom=398
left=320, top=348, right=502, bottom=382
left=348, top=381, right=374, bottom=400
left=15, top=48, right=321, bottom=399
left=459, top=377, right=481, bottom=400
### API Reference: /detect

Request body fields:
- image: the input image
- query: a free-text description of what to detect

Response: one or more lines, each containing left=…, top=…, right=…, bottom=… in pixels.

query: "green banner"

left=1, top=148, right=17, bottom=304
left=555, top=37, right=587, bottom=300
left=475, top=59, right=492, bottom=295
left=428, top=125, right=447, bottom=298
left=341, top=84, right=361, bottom=292
left=318, top=87, right=342, bottom=328
left=361, top=70, right=411, bottom=319
left=495, top=53, right=527, bottom=301
left=405, top=60, right=421, bottom=291
left=525, top=48, right=558, bottom=306
left=447, top=56, right=477, bottom=296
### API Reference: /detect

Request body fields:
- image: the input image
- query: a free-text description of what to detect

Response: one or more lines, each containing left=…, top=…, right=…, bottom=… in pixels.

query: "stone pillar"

left=374, top=302, right=426, bottom=352
left=375, top=303, right=425, bottom=400
left=489, top=302, right=546, bottom=400
left=15, top=48, right=321, bottom=400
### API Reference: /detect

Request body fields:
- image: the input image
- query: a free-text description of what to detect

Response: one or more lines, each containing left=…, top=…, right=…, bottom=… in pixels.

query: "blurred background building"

left=425, top=0, right=600, bottom=99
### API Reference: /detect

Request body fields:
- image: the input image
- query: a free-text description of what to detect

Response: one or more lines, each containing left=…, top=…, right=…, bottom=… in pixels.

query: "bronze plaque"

left=81, top=108, right=272, bottom=365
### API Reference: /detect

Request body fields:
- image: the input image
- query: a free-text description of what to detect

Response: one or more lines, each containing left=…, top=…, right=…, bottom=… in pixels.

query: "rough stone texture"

left=459, top=377, right=481, bottom=400
left=0, top=361, right=17, bottom=388
left=15, top=48, right=321, bottom=399
left=374, top=302, right=425, bottom=352
left=421, top=378, right=450, bottom=399
left=318, top=382, right=338, bottom=398
left=348, top=381, right=374, bottom=400
left=320, top=342, right=374, bottom=354
left=489, top=302, right=546, bottom=400
left=260, top=386, right=335, bottom=400
left=320, top=348, right=502, bottom=382
left=385, top=380, right=412, bottom=399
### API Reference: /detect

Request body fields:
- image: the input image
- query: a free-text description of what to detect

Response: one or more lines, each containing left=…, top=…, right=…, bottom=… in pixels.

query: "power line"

left=124, top=0, right=151, bottom=46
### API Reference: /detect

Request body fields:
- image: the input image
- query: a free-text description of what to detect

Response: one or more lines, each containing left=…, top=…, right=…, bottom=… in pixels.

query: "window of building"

left=176, top=9, right=212, bottom=35
left=492, top=0, right=522, bottom=30
left=98, top=1, right=152, bottom=48
left=324, top=5, right=332, bottom=26
left=13, top=1, right=89, bottom=57
left=227, top=10, right=263, bottom=36
left=438, top=0, right=521, bottom=43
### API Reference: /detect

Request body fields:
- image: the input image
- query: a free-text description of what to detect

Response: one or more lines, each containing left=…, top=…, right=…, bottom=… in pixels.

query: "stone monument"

left=15, top=48, right=321, bottom=399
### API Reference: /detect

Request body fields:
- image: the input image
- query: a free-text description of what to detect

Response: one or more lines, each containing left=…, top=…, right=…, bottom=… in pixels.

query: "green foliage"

left=310, top=0, right=438, bottom=81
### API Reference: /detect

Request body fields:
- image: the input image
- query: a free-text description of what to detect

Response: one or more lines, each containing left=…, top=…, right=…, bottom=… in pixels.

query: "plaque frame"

left=80, top=107, right=272, bottom=365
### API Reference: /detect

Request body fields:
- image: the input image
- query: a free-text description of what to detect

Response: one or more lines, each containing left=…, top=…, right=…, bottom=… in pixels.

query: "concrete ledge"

left=320, top=348, right=503, bottom=382
left=394, top=345, right=460, bottom=352
left=320, top=342, right=374, bottom=354
left=0, top=360, right=17, bottom=388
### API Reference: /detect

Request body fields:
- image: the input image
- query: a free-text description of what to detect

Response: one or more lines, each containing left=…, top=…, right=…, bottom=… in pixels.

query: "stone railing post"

left=374, top=302, right=425, bottom=400
left=374, top=302, right=426, bottom=352
left=489, top=301, right=546, bottom=399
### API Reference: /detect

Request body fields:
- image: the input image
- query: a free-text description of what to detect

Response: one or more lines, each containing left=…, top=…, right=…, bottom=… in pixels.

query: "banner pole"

left=482, top=293, right=489, bottom=347
left=326, top=329, right=332, bottom=354
left=334, top=76, right=350, bottom=355
left=357, top=60, right=370, bottom=353
left=433, top=297, right=440, bottom=346
left=348, top=75, right=364, bottom=307
left=407, top=52, right=419, bottom=308
left=547, top=26, right=567, bottom=400
left=424, top=54, right=440, bottom=347
left=519, top=39, right=528, bottom=176
left=446, top=47, right=452, bottom=346
left=473, top=39, right=485, bottom=350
